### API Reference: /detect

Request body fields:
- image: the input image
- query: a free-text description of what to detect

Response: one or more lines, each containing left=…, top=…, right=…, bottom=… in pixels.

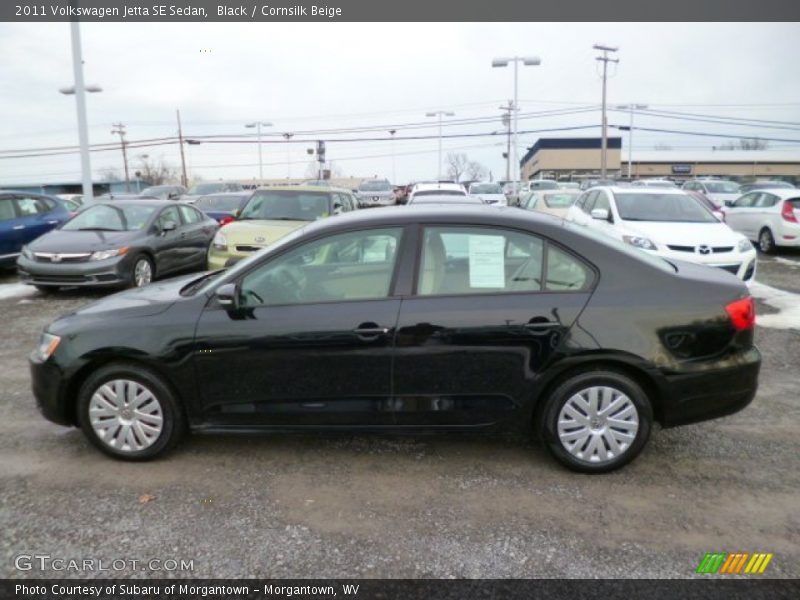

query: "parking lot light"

left=245, top=121, right=273, bottom=181
left=426, top=111, right=455, bottom=179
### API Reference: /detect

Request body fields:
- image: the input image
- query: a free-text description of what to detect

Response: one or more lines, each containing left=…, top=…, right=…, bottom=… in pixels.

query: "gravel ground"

left=0, top=251, right=798, bottom=580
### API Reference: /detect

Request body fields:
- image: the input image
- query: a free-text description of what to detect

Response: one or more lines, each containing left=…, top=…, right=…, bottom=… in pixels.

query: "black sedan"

left=17, top=200, right=218, bottom=290
left=29, top=206, right=760, bottom=472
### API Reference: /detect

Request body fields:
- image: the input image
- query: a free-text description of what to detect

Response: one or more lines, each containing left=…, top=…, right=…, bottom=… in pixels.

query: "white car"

left=408, top=182, right=467, bottom=203
left=566, top=187, right=757, bottom=281
left=722, top=188, right=800, bottom=253
left=682, top=179, right=741, bottom=208
left=467, top=182, right=507, bottom=205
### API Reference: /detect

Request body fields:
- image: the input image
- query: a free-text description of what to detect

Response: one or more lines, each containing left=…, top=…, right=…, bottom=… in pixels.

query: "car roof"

left=253, top=185, right=349, bottom=193
left=93, top=199, right=176, bottom=208
left=595, top=186, right=688, bottom=196
left=196, top=191, right=252, bottom=197
left=757, top=188, right=800, bottom=199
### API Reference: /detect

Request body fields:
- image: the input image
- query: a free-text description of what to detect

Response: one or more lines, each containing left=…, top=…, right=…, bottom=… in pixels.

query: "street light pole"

left=245, top=121, right=273, bottom=181
left=389, top=129, right=397, bottom=183
left=283, top=133, right=294, bottom=179
left=64, top=21, right=100, bottom=201
left=593, top=44, right=619, bottom=178
left=426, top=111, right=454, bottom=179
left=616, top=103, right=648, bottom=178
left=492, top=56, right=541, bottom=182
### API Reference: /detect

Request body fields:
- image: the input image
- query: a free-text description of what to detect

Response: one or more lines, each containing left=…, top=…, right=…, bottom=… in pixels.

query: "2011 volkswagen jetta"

left=29, top=206, right=760, bottom=472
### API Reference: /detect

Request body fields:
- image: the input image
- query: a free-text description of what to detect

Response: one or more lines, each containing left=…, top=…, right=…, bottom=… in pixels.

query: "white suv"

left=566, top=187, right=757, bottom=281
left=723, top=188, right=800, bottom=253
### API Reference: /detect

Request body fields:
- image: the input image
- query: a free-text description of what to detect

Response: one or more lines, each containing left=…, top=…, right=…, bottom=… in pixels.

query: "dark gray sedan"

left=16, top=200, right=218, bottom=291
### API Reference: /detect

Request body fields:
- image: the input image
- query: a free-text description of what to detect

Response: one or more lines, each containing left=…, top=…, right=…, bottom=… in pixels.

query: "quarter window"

left=545, top=245, right=593, bottom=291
left=0, top=198, right=15, bottom=221
left=239, top=228, right=403, bottom=306
left=734, top=193, right=758, bottom=208
left=15, top=196, right=49, bottom=216
left=179, top=205, right=202, bottom=224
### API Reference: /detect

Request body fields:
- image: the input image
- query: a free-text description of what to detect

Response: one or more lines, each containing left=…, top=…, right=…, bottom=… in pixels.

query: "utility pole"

left=245, top=121, right=273, bottom=182
left=283, top=133, right=294, bottom=179
left=110, top=122, right=130, bottom=192
left=389, top=129, right=397, bottom=184
left=176, top=109, right=188, bottom=187
left=426, top=111, right=455, bottom=179
left=593, top=44, right=619, bottom=178
left=616, top=104, right=648, bottom=178
left=499, top=101, right=513, bottom=181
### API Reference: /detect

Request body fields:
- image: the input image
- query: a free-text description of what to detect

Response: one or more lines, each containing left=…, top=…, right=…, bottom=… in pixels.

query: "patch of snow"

left=748, top=280, right=800, bottom=330
left=0, top=283, right=36, bottom=300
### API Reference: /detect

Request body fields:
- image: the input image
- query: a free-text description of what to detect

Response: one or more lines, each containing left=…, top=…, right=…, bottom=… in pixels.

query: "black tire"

left=77, top=362, right=185, bottom=461
left=758, top=228, right=776, bottom=254
left=129, top=254, right=155, bottom=288
left=539, top=369, right=653, bottom=473
left=34, top=285, right=59, bottom=294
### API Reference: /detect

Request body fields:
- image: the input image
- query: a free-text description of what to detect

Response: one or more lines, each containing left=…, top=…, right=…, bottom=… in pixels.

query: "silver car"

left=356, top=179, right=395, bottom=208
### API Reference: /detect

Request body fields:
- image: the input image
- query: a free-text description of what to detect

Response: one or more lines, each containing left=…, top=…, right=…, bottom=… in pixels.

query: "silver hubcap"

left=134, top=259, right=152, bottom=287
left=557, top=385, right=639, bottom=464
left=89, top=379, right=163, bottom=452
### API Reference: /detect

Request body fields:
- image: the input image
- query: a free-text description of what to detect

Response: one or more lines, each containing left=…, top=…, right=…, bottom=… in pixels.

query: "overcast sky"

left=1, top=22, right=799, bottom=186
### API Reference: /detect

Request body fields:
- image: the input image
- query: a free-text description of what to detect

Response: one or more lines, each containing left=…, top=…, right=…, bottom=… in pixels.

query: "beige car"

left=207, top=185, right=358, bottom=269
left=521, top=189, right=580, bottom=219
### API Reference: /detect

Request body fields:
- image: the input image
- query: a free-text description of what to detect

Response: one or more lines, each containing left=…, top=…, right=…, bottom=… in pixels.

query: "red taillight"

left=725, top=297, right=755, bottom=331
left=781, top=201, right=798, bottom=223
left=219, top=216, right=234, bottom=226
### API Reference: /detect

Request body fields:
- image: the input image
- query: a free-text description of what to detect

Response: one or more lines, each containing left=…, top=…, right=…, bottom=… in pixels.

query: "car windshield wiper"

left=264, top=216, right=303, bottom=221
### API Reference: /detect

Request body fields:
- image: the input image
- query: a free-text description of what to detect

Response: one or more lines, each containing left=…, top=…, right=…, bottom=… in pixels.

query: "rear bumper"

left=17, top=254, right=129, bottom=287
left=658, top=346, right=761, bottom=428
left=358, top=197, right=395, bottom=208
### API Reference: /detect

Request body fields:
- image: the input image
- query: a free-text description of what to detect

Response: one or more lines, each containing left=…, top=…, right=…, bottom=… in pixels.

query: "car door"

left=725, top=192, right=758, bottom=239
left=151, top=205, right=184, bottom=275
left=752, top=192, right=780, bottom=237
left=192, top=226, right=406, bottom=427
left=392, top=224, right=596, bottom=427
left=178, top=204, right=214, bottom=269
left=0, top=196, right=20, bottom=260
left=12, top=194, right=60, bottom=248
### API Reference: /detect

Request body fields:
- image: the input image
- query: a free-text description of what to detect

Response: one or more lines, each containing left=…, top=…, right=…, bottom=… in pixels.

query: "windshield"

left=530, top=181, right=559, bottom=190
left=704, top=181, right=740, bottom=194
left=615, top=193, right=718, bottom=223
left=195, top=194, right=248, bottom=211
left=747, top=181, right=794, bottom=190
left=62, top=204, right=157, bottom=231
left=470, top=184, right=503, bottom=194
left=411, top=195, right=480, bottom=204
left=188, top=183, right=228, bottom=195
left=140, top=186, right=170, bottom=196
left=359, top=181, right=391, bottom=192
left=564, top=221, right=675, bottom=274
left=239, top=191, right=331, bottom=221
left=543, top=192, right=579, bottom=208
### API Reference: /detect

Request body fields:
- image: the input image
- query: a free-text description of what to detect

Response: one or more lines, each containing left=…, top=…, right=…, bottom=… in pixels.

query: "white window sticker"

left=468, top=235, right=505, bottom=288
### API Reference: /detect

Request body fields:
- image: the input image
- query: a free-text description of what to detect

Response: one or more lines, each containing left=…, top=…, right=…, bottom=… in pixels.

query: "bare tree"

left=98, top=166, right=122, bottom=182
left=653, top=143, right=673, bottom=151
left=135, top=156, right=179, bottom=186
left=445, top=152, right=469, bottom=182
left=304, top=160, right=322, bottom=179
left=467, top=160, right=489, bottom=181
left=714, top=138, right=769, bottom=151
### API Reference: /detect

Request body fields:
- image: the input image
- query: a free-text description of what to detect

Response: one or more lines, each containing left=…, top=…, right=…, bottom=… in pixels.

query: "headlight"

left=622, top=235, right=658, bottom=251
left=737, top=238, right=753, bottom=252
left=90, top=247, right=128, bottom=261
left=212, top=230, right=228, bottom=251
left=21, top=245, right=33, bottom=259
left=33, top=332, right=61, bottom=362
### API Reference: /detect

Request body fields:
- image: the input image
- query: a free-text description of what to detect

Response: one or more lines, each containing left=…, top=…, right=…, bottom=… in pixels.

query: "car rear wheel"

left=758, top=228, right=776, bottom=254
left=77, top=363, right=184, bottom=460
left=131, top=255, right=154, bottom=288
left=540, top=370, right=652, bottom=473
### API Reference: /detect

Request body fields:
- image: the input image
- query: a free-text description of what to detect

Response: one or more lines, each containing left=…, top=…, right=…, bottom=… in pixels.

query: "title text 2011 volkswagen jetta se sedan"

left=29, top=206, right=760, bottom=472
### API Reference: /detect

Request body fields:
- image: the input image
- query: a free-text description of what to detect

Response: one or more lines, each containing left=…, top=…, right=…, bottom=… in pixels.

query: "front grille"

left=34, top=253, right=91, bottom=263
left=32, top=274, right=89, bottom=283
left=712, top=246, right=734, bottom=253
left=715, top=264, right=741, bottom=275
left=235, top=245, right=263, bottom=253
left=667, top=245, right=694, bottom=252
left=666, top=245, right=734, bottom=254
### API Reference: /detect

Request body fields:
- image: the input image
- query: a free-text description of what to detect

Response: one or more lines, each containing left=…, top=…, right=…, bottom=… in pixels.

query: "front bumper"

left=658, top=346, right=761, bottom=428
left=207, top=246, right=255, bottom=270
left=16, top=254, right=130, bottom=287
left=358, top=196, right=395, bottom=208
left=655, top=248, right=757, bottom=281
left=30, top=355, right=73, bottom=426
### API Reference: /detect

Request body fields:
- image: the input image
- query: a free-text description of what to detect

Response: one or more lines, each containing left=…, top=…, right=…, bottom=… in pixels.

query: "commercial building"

left=520, top=137, right=800, bottom=184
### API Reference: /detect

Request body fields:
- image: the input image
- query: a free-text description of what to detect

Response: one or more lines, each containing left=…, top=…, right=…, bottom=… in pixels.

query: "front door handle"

left=13, top=225, right=25, bottom=230
left=47, top=220, right=59, bottom=224
left=353, top=323, right=390, bottom=338
left=524, top=320, right=559, bottom=329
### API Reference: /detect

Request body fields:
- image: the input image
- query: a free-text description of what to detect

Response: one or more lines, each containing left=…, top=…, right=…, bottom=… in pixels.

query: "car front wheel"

left=540, top=369, right=653, bottom=473
left=131, top=255, right=154, bottom=287
left=77, top=363, right=184, bottom=460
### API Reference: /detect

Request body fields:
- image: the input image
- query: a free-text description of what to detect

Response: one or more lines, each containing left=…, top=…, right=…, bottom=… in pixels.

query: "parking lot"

left=0, top=250, right=798, bottom=580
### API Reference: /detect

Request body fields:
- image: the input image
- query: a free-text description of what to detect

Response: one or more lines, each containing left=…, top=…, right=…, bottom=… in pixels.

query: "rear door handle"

left=13, top=225, right=25, bottom=230
left=47, top=220, right=59, bottom=224
left=353, top=324, right=390, bottom=338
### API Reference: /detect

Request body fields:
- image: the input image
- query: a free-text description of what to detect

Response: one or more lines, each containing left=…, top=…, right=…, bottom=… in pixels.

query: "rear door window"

left=14, top=196, right=49, bottom=216
left=0, top=198, right=16, bottom=221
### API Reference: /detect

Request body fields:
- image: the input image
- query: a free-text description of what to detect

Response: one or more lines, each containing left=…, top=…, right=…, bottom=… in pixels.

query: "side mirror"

left=168, top=192, right=179, bottom=200
left=724, top=200, right=735, bottom=207
left=215, top=282, right=238, bottom=308
left=333, top=203, right=343, bottom=215
left=161, top=220, right=177, bottom=234
left=232, top=208, right=241, bottom=218
left=591, top=208, right=610, bottom=221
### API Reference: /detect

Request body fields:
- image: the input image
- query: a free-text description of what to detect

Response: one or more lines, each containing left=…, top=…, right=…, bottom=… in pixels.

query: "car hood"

left=222, top=219, right=308, bottom=246
left=28, top=229, right=139, bottom=252
left=619, top=220, right=745, bottom=246
left=357, top=190, right=393, bottom=197
left=49, top=273, right=205, bottom=336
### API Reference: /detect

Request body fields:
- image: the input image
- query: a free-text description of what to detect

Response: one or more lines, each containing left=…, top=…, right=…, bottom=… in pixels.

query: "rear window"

left=195, top=194, right=248, bottom=211
left=543, top=193, right=578, bottom=208
left=788, top=198, right=800, bottom=209
left=414, top=190, right=466, bottom=197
